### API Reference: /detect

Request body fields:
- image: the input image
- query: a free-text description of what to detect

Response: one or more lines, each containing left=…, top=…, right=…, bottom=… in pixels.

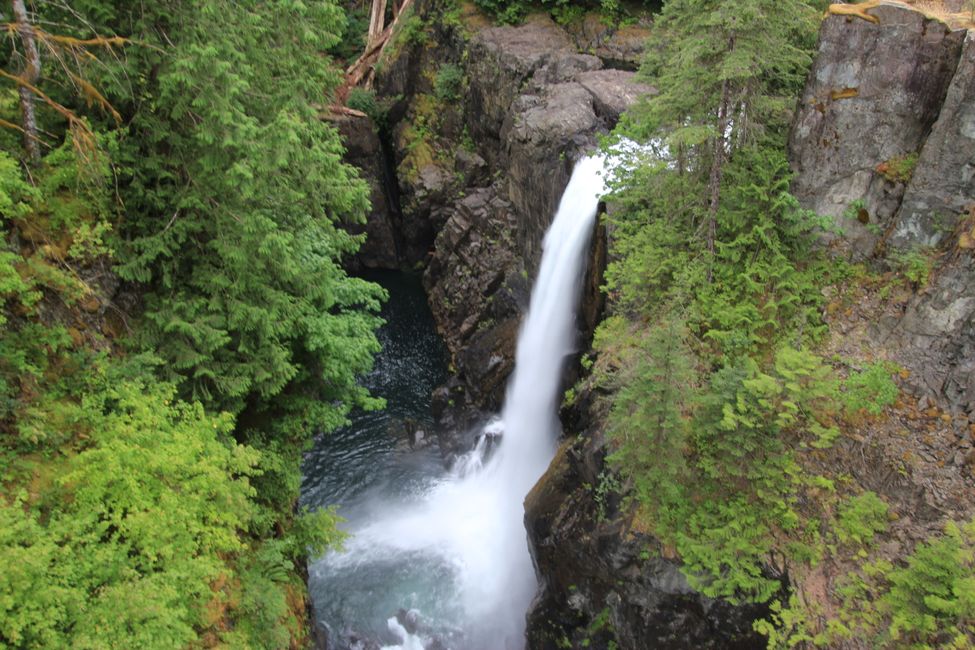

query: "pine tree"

left=623, top=0, right=817, bottom=275
left=104, top=0, right=386, bottom=427
left=604, top=319, right=694, bottom=512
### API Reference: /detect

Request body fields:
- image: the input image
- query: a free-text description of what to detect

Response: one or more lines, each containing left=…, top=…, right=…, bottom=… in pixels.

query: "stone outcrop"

left=789, top=1, right=965, bottom=259
left=891, top=31, right=975, bottom=248
left=336, top=115, right=402, bottom=269
left=467, top=15, right=578, bottom=165
left=422, top=187, right=526, bottom=407
left=790, top=3, right=975, bottom=417
left=884, top=249, right=975, bottom=412
left=524, top=399, right=773, bottom=650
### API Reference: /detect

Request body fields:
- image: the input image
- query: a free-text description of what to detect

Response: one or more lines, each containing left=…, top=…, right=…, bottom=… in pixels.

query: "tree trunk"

left=705, top=34, right=735, bottom=282
left=12, top=0, right=41, bottom=164
left=368, top=0, right=389, bottom=46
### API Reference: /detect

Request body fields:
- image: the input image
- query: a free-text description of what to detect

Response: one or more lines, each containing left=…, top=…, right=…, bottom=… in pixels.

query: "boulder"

left=576, top=69, right=656, bottom=123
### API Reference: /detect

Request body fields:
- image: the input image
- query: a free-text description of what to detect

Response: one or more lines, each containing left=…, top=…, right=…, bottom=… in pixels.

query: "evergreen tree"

left=1, top=1, right=381, bottom=645
left=623, top=0, right=817, bottom=274
left=107, top=0, right=385, bottom=427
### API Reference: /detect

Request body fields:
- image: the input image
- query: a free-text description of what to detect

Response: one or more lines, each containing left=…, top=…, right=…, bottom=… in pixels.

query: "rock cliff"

left=524, top=401, right=773, bottom=650
left=365, top=3, right=651, bottom=415
left=790, top=2, right=975, bottom=417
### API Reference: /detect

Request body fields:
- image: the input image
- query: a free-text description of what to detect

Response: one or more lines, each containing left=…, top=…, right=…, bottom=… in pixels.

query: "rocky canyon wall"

left=790, top=2, right=975, bottom=417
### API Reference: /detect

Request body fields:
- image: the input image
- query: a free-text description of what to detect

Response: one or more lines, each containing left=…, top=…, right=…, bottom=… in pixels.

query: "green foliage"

left=0, top=141, right=118, bottom=426
left=753, top=594, right=816, bottom=649
left=348, top=87, right=389, bottom=128
left=0, top=372, right=259, bottom=648
left=890, top=246, right=937, bottom=288
left=329, top=4, right=370, bottom=62
left=434, top=64, right=465, bottom=102
left=677, top=496, right=783, bottom=602
left=473, top=0, right=652, bottom=24
left=841, top=362, right=899, bottom=416
left=399, top=12, right=430, bottom=46
left=788, top=521, right=975, bottom=649
left=602, top=318, right=693, bottom=513
left=593, top=0, right=855, bottom=610
left=882, top=520, right=975, bottom=648
left=878, top=152, right=920, bottom=184
left=107, top=0, right=385, bottom=425
left=695, top=149, right=830, bottom=354
left=0, top=1, right=383, bottom=646
left=625, top=0, right=818, bottom=150
left=473, top=0, right=531, bottom=23
left=835, top=492, right=889, bottom=548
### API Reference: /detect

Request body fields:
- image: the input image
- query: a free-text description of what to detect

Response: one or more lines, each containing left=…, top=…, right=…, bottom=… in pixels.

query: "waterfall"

left=311, top=152, right=608, bottom=650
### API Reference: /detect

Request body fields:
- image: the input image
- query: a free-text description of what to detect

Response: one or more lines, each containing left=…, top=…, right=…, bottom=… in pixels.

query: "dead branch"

left=344, top=0, right=415, bottom=90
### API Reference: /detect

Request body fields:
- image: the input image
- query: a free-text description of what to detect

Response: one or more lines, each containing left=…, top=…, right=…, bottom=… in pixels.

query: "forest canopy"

left=0, top=1, right=381, bottom=646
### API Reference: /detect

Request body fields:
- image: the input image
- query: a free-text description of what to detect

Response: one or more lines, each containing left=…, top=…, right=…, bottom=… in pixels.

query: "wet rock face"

left=789, top=1, right=965, bottom=259
left=503, top=82, right=597, bottom=267
left=524, top=428, right=772, bottom=650
left=336, top=115, right=401, bottom=269
left=423, top=188, right=524, bottom=409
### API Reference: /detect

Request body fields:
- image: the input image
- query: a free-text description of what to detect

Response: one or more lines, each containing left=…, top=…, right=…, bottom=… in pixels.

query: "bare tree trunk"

left=12, top=0, right=41, bottom=163
left=344, top=0, right=414, bottom=89
left=367, top=0, right=389, bottom=46
left=705, top=34, right=735, bottom=282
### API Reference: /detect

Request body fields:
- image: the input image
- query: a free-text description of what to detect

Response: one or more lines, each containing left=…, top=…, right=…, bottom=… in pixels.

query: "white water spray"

left=317, top=152, right=609, bottom=650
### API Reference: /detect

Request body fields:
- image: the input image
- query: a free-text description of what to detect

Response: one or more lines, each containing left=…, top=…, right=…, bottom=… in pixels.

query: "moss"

left=875, top=152, right=918, bottom=183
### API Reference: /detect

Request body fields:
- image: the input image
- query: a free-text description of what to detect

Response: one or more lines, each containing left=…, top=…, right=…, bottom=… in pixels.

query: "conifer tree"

left=624, top=0, right=817, bottom=275
left=106, top=0, right=385, bottom=428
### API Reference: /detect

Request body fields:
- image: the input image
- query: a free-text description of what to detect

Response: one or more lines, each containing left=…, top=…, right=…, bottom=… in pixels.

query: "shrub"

left=399, top=13, right=429, bottom=45
left=434, top=64, right=465, bottom=102
left=836, top=492, right=889, bottom=547
left=841, top=362, right=899, bottom=416
left=474, top=0, right=530, bottom=23
left=889, top=246, right=937, bottom=287
left=347, top=87, right=387, bottom=127
left=882, top=520, right=975, bottom=646
left=876, top=152, right=919, bottom=184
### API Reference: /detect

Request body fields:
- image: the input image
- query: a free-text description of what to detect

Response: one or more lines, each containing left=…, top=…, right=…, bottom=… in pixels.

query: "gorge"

left=313, top=0, right=975, bottom=648
left=2, top=0, right=974, bottom=648
left=304, top=152, right=609, bottom=649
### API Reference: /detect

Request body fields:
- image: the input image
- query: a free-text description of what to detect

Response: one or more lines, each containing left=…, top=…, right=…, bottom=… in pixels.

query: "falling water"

left=307, top=153, right=609, bottom=650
